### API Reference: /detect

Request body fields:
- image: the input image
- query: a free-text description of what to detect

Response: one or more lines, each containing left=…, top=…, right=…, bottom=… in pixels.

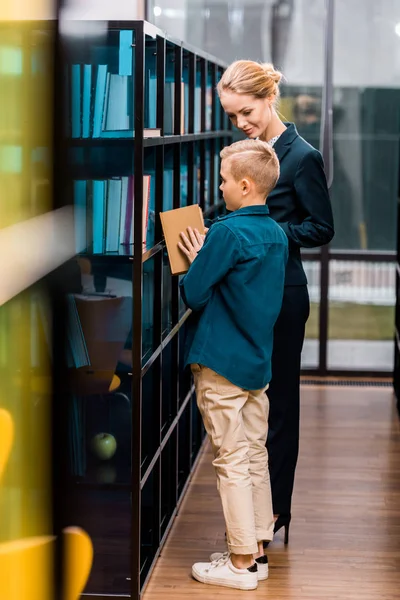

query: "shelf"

left=67, top=130, right=233, bottom=148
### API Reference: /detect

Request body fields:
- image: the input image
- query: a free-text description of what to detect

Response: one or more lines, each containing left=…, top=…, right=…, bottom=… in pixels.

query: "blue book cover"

left=92, top=64, right=108, bottom=138
left=119, top=177, right=129, bottom=245
left=119, top=30, right=133, bottom=76
left=105, top=178, right=122, bottom=252
left=163, top=169, right=174, bottom=212
left=82, top=64, right=92, bottom=138
left=145, top=69, right=157, bottom=129
left=92, top=180, right=105, bottom=253
left=195, top=85, right=201, bottom=133
left=101, top=74, right=130, bottom=135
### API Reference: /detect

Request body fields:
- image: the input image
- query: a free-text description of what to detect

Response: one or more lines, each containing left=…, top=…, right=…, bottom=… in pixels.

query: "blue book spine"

left=119, top=30, right=133, bottom=76
left=147, top=70, right=157, bottom=129
left=82, top=65, right=92, bottom=138
left=163, top=170, right=174, bottom=212
left=92, top=65, right=108, bottom=138
left=92, top=180, right=105, bottom=253
left=106, top=178, right=122, bottom=252
left=71, top=64, right=81, bottom=138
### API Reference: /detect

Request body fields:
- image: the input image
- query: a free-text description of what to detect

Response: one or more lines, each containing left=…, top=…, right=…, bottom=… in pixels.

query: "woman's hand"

left=178, top=227, right=205, bottom=264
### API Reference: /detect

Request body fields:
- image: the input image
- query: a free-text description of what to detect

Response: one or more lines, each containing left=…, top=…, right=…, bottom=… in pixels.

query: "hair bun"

left=261, top=63, right=283, bottom=85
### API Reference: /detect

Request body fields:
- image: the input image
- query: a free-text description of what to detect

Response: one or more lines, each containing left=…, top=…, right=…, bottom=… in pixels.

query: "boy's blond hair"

left=220, top=139, right=280, bottom=197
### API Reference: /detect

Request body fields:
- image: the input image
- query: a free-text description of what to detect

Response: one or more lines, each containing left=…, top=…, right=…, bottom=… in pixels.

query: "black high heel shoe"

left=263, top=514, right=291, bottom=548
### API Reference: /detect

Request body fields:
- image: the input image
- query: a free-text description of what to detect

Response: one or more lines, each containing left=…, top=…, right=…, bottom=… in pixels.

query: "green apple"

left=90, top=432, right=117, bottom=460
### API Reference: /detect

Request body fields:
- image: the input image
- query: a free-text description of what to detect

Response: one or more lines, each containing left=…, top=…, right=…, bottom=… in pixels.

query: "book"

left=144, top=128, right=161, bottom=137
left=160, top=204, right=205, bottom=275
left=121, top=175, right=151, bottom=248
left=82, top=64, right=92, bottom=138
left=92, top=180, right=106, bottom=253
left=99, top=128, right=161, bottom=138
left=93, top=64, right=108, bottom=137
left=105, top=178, right=122, bottom=252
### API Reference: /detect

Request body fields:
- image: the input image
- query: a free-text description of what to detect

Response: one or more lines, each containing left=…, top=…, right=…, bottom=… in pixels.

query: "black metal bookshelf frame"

left=56, top=19, right=232, bottom=600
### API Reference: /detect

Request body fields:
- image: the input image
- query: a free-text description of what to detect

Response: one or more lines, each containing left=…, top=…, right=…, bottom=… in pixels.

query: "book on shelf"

left=121, top=175, right=151, bottom=248
left=180, top=81, right=189, bottom=134
left=145, top=68, right=157, bottom=129
left=73, top=175, right=152, bottom=254
left=164, top=81, right=175, bottom=135
left=160, top=204, right=205, bottom=275
left=195, top=85, right=201, bottom=133
left=69, top=30, right=135, bottom=139
left=144, top=128, right=161, bottom=137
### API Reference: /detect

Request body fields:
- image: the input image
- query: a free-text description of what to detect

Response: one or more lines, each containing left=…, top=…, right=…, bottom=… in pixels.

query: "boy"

left=178, top=139, right=288, bottom=591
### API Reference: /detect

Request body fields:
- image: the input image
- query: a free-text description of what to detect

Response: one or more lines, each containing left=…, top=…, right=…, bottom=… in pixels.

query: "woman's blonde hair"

left=220, top=139, right=280, bottom=197
left=217, top=60, right=283, bottom=103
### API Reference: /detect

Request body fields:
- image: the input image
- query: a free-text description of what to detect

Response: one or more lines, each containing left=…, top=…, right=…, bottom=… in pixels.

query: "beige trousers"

left=191, top=364, right=274, bottom=555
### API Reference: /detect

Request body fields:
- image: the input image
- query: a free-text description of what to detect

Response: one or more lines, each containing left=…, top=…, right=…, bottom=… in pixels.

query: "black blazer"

left=269, top=123, right=334, bottom=286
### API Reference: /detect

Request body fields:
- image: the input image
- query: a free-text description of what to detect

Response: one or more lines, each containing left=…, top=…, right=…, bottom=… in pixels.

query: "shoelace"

left=206, top=552, right=230, bottom=572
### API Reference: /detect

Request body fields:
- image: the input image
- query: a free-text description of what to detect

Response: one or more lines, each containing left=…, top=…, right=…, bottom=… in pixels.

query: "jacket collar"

left=216, top=205, right=270, bottom=222
left=273, top=122, right=298, bottom=161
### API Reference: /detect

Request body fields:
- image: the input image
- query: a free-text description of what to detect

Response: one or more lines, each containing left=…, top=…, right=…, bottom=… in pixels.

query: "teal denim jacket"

left=180, top=205, right=288, bottom=390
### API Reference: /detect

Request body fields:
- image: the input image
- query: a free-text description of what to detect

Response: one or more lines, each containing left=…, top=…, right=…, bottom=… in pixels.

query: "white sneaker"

left=192, top=553, right=258, bottom=590
left=209, top=551, right=269, bottom=581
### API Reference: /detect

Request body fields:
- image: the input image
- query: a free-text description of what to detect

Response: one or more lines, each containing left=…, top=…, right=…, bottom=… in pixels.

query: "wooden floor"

left=143, top=385, right=400, bottom=600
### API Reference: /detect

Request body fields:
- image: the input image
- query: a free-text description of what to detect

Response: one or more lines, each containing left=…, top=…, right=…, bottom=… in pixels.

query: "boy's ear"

left=241, top=178, right=251, bottom=195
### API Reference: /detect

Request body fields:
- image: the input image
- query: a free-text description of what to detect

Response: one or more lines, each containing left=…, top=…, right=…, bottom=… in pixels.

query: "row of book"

left=68, top=66, right=213, bottom=138
left=72, top=155, right=221, bottom=256
left=74, top=176, right=152, bottom=254
left=66, top=28, right=215, bottom=139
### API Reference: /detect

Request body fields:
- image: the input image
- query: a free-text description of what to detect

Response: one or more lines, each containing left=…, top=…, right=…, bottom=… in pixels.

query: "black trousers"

left=267, top=285, right=310, bottom=516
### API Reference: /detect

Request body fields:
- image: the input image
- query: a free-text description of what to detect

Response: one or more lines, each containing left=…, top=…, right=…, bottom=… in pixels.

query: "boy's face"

left=219, top=158, right=243, bottom=211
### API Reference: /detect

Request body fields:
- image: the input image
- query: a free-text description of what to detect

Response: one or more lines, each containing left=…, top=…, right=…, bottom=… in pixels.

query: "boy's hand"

left=178, top=227, right=205, bottom=264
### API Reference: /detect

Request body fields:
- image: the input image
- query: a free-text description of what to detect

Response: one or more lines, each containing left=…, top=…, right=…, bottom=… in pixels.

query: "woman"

left=217, top=60, right=334, bottom=543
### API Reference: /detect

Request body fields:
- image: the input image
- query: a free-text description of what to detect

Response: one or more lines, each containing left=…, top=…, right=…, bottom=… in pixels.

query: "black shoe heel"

left=263, top=514, right=291, bottom=548
left=274, top=514, right=291, bottom=545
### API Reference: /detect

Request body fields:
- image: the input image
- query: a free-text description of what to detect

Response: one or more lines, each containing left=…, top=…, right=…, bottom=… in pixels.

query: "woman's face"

left=220, top=91, right=272, bottom=138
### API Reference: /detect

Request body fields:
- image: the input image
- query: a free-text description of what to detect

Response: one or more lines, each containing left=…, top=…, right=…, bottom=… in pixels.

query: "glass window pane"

left=330, top=0, right=400, bottom=251
left=327, top=260, right=395, bottom=371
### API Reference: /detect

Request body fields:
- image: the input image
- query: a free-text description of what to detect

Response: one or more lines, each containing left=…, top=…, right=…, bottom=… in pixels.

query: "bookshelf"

left=56, top=20, right=233, bottom=599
